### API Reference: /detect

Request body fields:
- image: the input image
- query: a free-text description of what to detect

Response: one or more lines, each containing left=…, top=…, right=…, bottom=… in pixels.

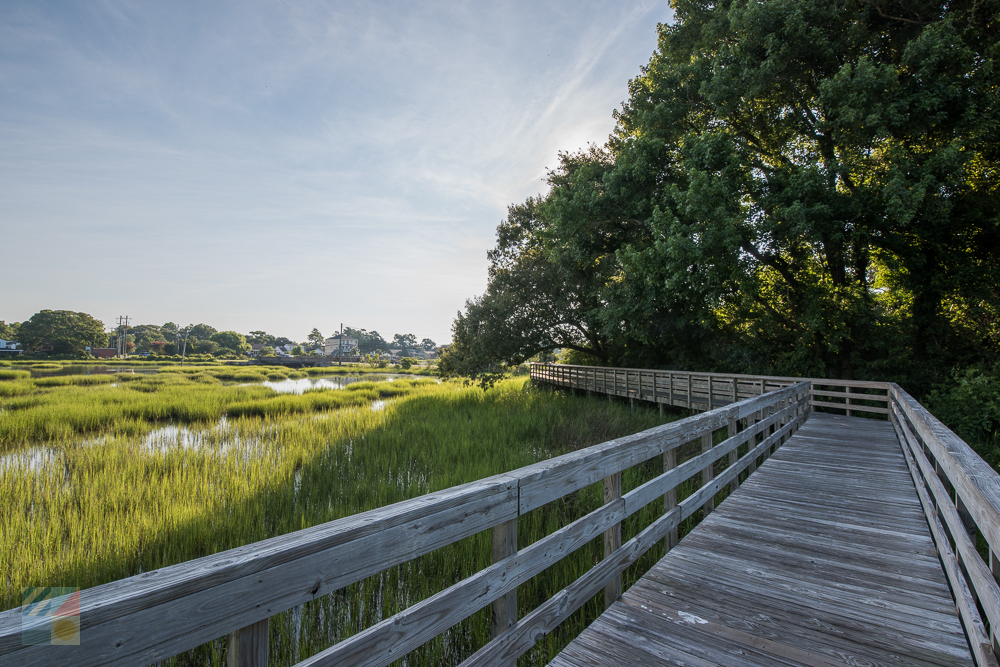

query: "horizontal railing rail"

left=530, top=362, right=890, bottom=417
left=0, top=383, right=811, bottom=667
left=890, top=384, right=1000, bottom=667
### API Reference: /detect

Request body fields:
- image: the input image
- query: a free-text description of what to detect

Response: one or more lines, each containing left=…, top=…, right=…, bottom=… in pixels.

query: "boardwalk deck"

left=550, top=412, right=974, bottom=667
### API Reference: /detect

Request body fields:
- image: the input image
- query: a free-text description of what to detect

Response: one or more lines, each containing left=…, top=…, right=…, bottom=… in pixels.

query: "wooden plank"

left=516, top=383, right=806, bottom=514
left=812, top=398, right=889, bottom=414
left=491, top=517, right=518, bottom=662
left=893, top=407, right=1000, bottom=664
left=299, top=498, right=630, bottom=667
left=550, top=413, right=975, bottom=667
left=227, top=619, right=268, bottom=667
left=663, top=448, right=678, bottom=552
left=459, top=506, right=683, bottom=667
left=891, top=384, right=1000, bottom=563
left=0, top=478, right=518, bottom=666
left=604, top=472, right=623, bottom=608
left=896, top=412, right=999, bottom=667
left=701, top=430, right=714, bottom=516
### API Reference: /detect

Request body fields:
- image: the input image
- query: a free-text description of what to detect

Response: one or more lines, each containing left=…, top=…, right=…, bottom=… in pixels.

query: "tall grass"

left=1, top=378, right=719, bottom=666
left=0, top=374, right=439, bottom=449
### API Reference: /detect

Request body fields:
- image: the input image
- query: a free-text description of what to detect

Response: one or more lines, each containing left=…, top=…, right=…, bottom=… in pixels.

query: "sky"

left=0, top=1, right=671, bottom=346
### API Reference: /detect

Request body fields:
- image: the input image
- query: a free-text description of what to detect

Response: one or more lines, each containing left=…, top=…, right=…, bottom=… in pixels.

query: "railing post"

left=687, top=375, right=692, bottom=411
left=748, top=410, right=758, bottom=474
left=228, top=619, right=268, bottom=667
left=701, top=430, right=715, bottom=516
left=728, top=417, right=738, bottom=494
left=604, top=472, right=622, bottom=607
left=667, top=372, right=673, bottom=407
left=708, top=375, right=714, bottom=410
left=491, top=518, right=518, bottom=649
left=663, top=448, right=678, bottom=552
left=846, top=386, right=852, bottom=417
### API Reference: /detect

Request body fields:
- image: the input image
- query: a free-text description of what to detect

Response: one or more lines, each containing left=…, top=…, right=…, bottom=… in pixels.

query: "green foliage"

left=344, top=328, right=390, bottom=354
left=209, top=331, right=250, bottom=356
left=393, top=333, right=418, bottom=350
left=306, top=328, right=325, bottom=348
left=258, top=346, right=276, bottom=357
left=17, top=310, right=108, bottom=354
left=0, top=320, right=19, bottom=340
left=926, top=365, right=1000, bottom=468
left=450, top=1, right=1000, bottom=391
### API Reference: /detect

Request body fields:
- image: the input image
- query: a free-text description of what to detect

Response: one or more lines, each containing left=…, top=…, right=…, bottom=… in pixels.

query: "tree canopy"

left=445, top=0, right=1000, bottom=392
left=18, top=310, right=107, bottom=354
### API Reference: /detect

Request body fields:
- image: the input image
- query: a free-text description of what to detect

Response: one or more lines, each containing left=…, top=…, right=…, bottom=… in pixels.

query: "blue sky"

left=1, top=1, right=670, bottom=345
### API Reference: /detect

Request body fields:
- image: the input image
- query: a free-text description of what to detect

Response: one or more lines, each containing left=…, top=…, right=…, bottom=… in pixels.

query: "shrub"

left=926, top=365, right=1000, bottom=469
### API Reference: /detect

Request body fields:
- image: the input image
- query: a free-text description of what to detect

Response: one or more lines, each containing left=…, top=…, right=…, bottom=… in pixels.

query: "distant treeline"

left=0, top=313, right=438, bottom=358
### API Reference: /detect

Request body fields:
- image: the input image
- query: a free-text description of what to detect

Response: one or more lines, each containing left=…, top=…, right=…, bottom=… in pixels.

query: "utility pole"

left=180, top=326, right=191, bottom=366
left=338, top=322, right=343, bottom=367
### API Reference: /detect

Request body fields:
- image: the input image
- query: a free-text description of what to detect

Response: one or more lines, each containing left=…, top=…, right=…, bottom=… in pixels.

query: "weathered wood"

left=552, top=413, right=974, bottom=667
left=701, top=431, right=715, bottom=516
left=491, top=518, right=518, bottom=655
left=893, top=404, right=1000, bottom=653
left=460, top=506, right=684, bottom=667
left=604, top=472, right=623, bottom=608
left=896, top=412, right=998, bottom=667
left=515, top=383, right=805, bottom=514
left=298, top=498, right=630, bottom=667
left=227, top=619, right=268, bottom=667
left=813, top=398, right=889, bottom=414
left=891, top=384, right=1000, bottom=558
left=663, top=448, right=678, bottom=552
left=0, top=478, right=518, bottom=666
left=727, top=417, right=738, bottom=495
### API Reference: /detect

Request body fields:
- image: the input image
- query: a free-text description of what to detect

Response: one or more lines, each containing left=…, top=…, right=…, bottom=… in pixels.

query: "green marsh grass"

left=0, top=369, right=30, bottom=381
left=1, top=377, right=740, bottom=666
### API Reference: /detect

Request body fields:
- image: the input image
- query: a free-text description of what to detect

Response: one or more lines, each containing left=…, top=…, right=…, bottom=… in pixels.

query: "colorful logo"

left=21, top=587, right=80, bottom=645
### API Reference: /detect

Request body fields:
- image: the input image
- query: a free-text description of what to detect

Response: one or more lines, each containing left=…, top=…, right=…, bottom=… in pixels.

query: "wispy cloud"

left=0, top=0, right=670, bottom=343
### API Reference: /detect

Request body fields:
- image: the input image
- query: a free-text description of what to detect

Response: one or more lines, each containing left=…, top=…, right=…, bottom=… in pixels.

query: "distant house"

left=90, top=348, right=116, bottom=359
left=248, top=344, right=266, bottom=359
left=324, top=334, right=359, bottom=357
left=0, top=339, right=22, bottom=356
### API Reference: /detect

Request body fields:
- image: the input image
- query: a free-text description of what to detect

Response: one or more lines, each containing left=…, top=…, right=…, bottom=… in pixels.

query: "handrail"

left=529, top=362, right=889, bottom=416
left=890, top=384, right=1000, bottom=667
left=0, top=383, right=811, bottom=667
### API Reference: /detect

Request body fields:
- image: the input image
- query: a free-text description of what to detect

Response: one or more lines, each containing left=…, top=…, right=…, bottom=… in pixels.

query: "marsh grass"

left=0, top=372, right=437, bottom=449
left=0, top=369, right=30, bottom=381
left=1, top=378, right=733, bottom=666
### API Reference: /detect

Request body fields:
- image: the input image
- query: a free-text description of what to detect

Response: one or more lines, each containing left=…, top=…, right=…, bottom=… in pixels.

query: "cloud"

left=0, top=0, right=670, bottom=344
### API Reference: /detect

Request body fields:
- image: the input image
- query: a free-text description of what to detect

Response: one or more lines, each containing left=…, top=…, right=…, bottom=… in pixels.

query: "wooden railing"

left=890, top=384, right=1000, bottom=667
left=0, top=383, right=811, bottom=667
left=529, top=362, right=890, bottom=417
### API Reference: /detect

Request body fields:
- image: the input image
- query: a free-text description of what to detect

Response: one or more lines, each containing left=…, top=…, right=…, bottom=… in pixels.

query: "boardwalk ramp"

left=551, top=413, right=972, bottom=666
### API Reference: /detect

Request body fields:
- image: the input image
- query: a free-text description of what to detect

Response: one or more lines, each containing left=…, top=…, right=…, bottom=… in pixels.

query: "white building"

left=324, top=334, right=358, bottom=357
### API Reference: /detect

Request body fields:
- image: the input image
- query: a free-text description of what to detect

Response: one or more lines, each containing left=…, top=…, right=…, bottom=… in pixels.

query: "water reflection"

left=261, top=375, right=408, bottom=394
left=20, top=365, right=160, bottom=378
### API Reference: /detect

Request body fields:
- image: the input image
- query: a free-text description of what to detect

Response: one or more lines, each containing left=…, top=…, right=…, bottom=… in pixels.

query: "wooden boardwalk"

left=551, top=412, right=974, bottom=667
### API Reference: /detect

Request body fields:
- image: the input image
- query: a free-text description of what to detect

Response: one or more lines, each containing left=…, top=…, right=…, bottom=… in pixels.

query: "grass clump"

left=0, top=369, right=30, bottom=381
